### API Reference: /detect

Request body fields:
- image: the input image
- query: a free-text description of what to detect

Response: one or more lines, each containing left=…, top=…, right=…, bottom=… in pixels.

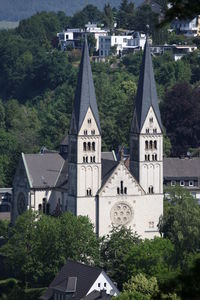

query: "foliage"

left=0, top=220, right=9, bottom=239
left=125, top=237, right=176, bottom=285
left=161, top=0, right=200, bottom=25
left=161, top=82, right=200, bottom=156
left=70, top=5, right=103, bottom=28
left=159, top=186, right=200, bottom=259
left=0, top=211, right=99, bottom=286
left=100, top=226, right=140, bottom=289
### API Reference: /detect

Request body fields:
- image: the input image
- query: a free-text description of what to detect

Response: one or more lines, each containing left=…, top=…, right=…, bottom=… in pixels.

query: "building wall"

left=87, top=272, right=119, bottom=296
left=98, top=162, right=163, bottom=238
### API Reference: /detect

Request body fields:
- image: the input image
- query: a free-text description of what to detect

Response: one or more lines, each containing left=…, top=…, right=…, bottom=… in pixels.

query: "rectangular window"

left=98, top=283, right=101, bottom=287
left=104, top=282, right=107, bottom=287
left=180, top=181, right=185, bottom=186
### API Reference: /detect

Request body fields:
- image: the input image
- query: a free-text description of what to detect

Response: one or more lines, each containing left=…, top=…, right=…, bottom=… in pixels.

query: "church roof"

left=23, top=153, right=65, bottom=189
left=72, top=38, right=101, bottom=133
left=134, top=38, right=162, bottom=132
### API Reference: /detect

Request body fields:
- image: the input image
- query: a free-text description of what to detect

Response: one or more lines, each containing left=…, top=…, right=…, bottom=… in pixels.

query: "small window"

left=90, top=156, right=93, bottom=163
left=86, top=156, right=88, bottom=163
left=149, top=141, right=153, bottom=149
left=83, top=142, right=87, bottom=151
left=146, top=128, right=149, bottom=133
left=98, top=283, right=101, bottom=287
left=91, top=130, right=95, bottom=135
left=83, top=157, right=85, bottom=163
left=148, top=154, right=150, bottom=161
left=124, top=187, right=127, bottom=194
left=171, top=181, right=176, bottom=186
left=145, top=141, right=148, bottom=150
left=149, top=221, right=154, bottom=228
left=189, top=181, right=194, bottom=187
left=92, top=142, right=95, bottom=151
left=117, top=187, right=120, bottom=194
left=155, top=154, right=157, bottom=161
left=104, top=283, right=107, bottom=287
left=93, top=156, right=95, bottom=162
left=153, top=128, right=157, bottom=133
left=149, top=117, right=153, bottom=123
left=88, top=142, right=91, bottom=151
left=84, top=130, right=87, bottom=135
left=180, top=181, right=185, bottom=186
left=154, top=140, right=157, bottom=149
left=152, top=155, right=154, bottom=161
left=145, top=154, right=147, bottom=161
left=148, top=186, right=154, bottom=194
left=88, top=119, right=91, bottom=124
left=38, top=204, right=42, bottom=211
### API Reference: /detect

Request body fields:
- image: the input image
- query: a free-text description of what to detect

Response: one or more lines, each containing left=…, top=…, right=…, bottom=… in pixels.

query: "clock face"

left=110, top=202, right=133, bottom=226
left=17, top=193, right=26, bottom=214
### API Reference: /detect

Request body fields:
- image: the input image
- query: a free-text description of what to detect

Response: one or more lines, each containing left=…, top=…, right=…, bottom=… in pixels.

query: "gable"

left=87, top=271, right=119, bottom=296
left=79, top=107, right=100, bottom=136
left=13, top=154, right=31, bottom=189
left=99, top=162, right=145, bottom=197
left=141, top=106, right=162, bottom=134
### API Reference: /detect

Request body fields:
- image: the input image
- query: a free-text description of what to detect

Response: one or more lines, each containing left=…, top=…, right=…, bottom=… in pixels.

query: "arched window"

left=90, top=156, right=93, bottom=163
left=84, top=130, right=87, bottom=135
left=153, top=128, right=157, bottom=133
left=42, top=198, right=46, bottom=214
left=120, top=181, right=124, bottom=194
left=88, top=142, right=91, bottom=151
left=148, top=186, right=154, bottom=194
left=83, top=157, right=85, bottom=163
left=124, top=187, right=127, bottom=194
left=91, top=130, right=95, bottom=135
left=87, top=189, right=92, bottom=196
left=88, top=118, right=91, bottom=124
left=117, top=187, right=120, bottom=195
left=38, top=204, right=42, bottom=211
left=148, top=155, right=150, bottom=161
left=152, top=155, right=154, bottom=161
left=83, top=142, right=86, bottom=151
left=149, top=141, right=153, bottom=149
left=46, top=203, right=50, bottom=215
left=93, top=156, right=95, bottom=162
left=154, top=140, right=157, bottom=149
left=92, top=142, right=95, bottom=151
left=86, top=156, right=88, bottom=163
left=146, top=128, right=149, bottom=133
left=145, top=141, right=148, bottom=150
left=155, top=154, right=157, bottom=161
left=145, top=155, right=147, bottom=161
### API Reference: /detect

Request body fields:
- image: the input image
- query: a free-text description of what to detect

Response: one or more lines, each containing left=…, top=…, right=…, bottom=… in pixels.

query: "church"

left=11, top=37, right=163, bottom=239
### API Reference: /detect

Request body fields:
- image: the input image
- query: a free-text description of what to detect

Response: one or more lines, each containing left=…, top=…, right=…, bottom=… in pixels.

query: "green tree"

left=119, top=273, right=159, bottom=300
left=70, top=5, right=103, bottom=28
left=100, top=226, right=140, bottom=289
left=159, top=186, right=200, bottom=259
left=0, top=211, right=99, bottom=286
left=103, top=4, right=114, bottom=29
left=117, top=0, right=135, bottom=29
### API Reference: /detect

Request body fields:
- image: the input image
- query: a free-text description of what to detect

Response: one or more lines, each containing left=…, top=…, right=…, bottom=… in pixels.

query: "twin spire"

left=71, top=36, right=161, bottom=135
left=133, top=38, right=162, bottom=132
left=72, top=37, right=101, bottom=134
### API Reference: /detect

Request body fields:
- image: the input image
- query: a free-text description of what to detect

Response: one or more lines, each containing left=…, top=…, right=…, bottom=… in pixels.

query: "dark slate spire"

left=72, top=37, right=101, bottom=133
left=134, top=38, right=162, bottom=132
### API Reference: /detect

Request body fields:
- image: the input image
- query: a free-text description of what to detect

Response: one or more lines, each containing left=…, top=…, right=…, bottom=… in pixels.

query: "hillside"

left=0, top=0, right=143, bottom=21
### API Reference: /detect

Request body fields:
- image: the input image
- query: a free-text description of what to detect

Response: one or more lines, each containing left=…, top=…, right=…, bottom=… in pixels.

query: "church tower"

left=67, top=38, right=101, bottom=225
left=130, top=38, right=163, bottom=195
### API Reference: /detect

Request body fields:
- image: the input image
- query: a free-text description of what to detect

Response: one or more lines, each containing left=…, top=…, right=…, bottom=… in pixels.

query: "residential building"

left=151, top=44, right=197, bottom=61
left=171, top=16, right=200, bottom=37
left=0, top=188, right=12, bottom=221
left=57, top=23, right=108, bottom=51
left=40, top=260, right=119, bottom=300
left=99, top=32, right=146, bottom=57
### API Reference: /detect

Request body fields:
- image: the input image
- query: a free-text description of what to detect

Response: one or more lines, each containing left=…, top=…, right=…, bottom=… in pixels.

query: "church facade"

left=12, top=38, right=163, bottom=239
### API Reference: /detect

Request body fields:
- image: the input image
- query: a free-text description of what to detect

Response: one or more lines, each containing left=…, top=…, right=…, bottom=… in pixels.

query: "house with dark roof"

left=12, top=37, right=164, bottom=239
left=40, top=260, right=119, bottom=300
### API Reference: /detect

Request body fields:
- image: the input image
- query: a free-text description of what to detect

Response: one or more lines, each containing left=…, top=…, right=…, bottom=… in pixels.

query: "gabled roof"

left=40, top=260, right=102, bottom=300
left=83, top=290, right=112, bottom=300
left=163, top=157, right=200, bottom=180
left=71, top=38, right=101, bottom=134
left=23, top=153, right=64, bottom=189
left=134, top=38, right=162, bottom=132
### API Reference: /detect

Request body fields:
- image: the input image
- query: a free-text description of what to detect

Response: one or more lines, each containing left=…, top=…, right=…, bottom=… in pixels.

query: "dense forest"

left=0, top=2, right=199, bottom=187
